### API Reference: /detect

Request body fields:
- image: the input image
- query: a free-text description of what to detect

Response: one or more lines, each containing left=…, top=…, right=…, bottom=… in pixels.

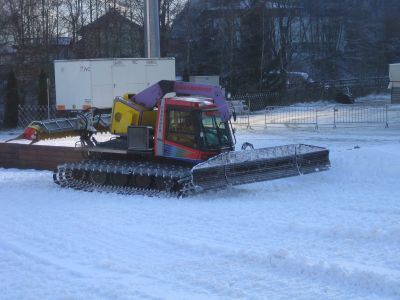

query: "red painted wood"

left=0, top=143, right=84, bottom=171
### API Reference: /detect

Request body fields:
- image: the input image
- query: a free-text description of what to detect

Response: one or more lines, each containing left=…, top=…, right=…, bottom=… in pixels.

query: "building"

left=75, top=9, right=143, bottom=59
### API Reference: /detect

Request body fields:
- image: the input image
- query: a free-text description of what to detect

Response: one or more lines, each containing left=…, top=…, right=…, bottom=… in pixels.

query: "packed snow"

left=1, top=103, right=400, bottom=299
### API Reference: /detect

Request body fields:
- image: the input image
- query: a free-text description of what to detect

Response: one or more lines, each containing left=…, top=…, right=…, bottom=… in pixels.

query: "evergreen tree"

left=4, top=71, right=20, bottom=128
left=38, top=69, right=48, bottom=106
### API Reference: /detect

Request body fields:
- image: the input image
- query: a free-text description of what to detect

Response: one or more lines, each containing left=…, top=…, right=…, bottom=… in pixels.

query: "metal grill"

left=265, top=106, right=318, bottom=128
left=333, top=105, right=388, bottom=127
left=192, top=144, right=330, bottom=190
left=18, top=105, right=57, bottom=128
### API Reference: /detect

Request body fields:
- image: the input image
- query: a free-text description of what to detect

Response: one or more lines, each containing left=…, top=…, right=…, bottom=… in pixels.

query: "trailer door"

left=91, top=60, right=114, bottom=108
left=55, top=60, right=91, bottom=110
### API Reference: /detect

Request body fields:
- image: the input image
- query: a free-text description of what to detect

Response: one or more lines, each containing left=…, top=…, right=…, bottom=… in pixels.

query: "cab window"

left=166, top=109, right=197, bottom=149
left=200, top=111, right=232, bottom=149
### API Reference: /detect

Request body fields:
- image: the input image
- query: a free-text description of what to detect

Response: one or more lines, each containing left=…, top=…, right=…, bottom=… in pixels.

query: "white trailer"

left=54, top=58, right=175, bottom=110
left=189, top=75, right=220, bottom=86
left=389, top=63, right=400, bottom=88
left=389, top=63, right=400, bottom=103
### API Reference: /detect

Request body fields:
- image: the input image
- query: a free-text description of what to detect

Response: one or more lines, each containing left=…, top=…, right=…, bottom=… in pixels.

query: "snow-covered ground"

left=1, top=96, right=400, bottom=299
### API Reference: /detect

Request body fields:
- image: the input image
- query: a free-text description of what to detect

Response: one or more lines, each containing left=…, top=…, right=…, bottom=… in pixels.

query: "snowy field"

left=1, top=98, right=400, bottom=299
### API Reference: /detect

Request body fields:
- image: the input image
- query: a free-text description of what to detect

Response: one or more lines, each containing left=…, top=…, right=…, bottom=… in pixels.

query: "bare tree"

left=0, top=0, right=12, bottom=49
left=63, top=0, right=84, bottom=43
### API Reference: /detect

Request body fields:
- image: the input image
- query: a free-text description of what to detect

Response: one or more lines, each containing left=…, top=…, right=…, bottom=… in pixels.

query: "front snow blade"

left=191, top=144, right=330, bottom=190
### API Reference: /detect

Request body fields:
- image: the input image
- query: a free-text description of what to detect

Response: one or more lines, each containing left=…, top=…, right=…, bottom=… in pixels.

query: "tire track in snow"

left=0, top=238, right=183, bottom=300
left=280, top=223, right=400, bottom=245
left=144, top=235, right=400, bottom=299
left=237, top=249, right=400, bottom=299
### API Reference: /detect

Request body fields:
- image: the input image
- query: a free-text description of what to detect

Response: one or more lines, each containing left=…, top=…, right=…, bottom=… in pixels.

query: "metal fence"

left=333, top=105, right=388, bottom=127
left=17, top=105, right=57, bottom=128
left=261, top=104, right=400, bottom=129
left=231, top=92, right=281, bottom=110
left=233, top=113, right=251, bottom=128
left=392, top=87, right=400, bottom=104
left=232, top=76, right=389, bottom=110
left=265, top=106, right=318, bottom=129
left=15, top=101, right=400, bottom=131
left=12, top=76, right=388, bottom=128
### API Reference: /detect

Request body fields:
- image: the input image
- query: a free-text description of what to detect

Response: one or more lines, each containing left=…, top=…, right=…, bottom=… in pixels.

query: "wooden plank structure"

left=0, top=143, right=84, bottom=171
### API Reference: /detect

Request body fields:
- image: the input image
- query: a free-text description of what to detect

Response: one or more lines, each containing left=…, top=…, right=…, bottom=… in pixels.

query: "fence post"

left=385, top=105, right=389, bottom=128
left=247, top=99, right=251, bottom=128
left=264, top=107, right=267, bottom=128
left=17, top=105, right=22, bottom=128
left=315, top=108, right=318, bottom=130
left=47, top=78, right=50, bottom=119
left=333, top=107, right=337, bottom=128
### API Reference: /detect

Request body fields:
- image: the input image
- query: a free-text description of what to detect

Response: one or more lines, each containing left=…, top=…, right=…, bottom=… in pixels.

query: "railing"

left=233, top=113, right=251, bottom=128
left=263, top=104, right=400, bottom=129
left=392, top=87, right=400, bottom=104
left=333, top=105, right=388, bottom=128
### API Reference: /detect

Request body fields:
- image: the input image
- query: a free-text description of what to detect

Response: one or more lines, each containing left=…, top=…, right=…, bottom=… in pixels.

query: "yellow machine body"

left=111, top=98, right=156, bottom=134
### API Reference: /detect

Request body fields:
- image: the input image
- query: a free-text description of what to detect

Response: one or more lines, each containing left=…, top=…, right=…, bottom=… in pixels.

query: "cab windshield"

left=199, top=110, right=232, bottom=150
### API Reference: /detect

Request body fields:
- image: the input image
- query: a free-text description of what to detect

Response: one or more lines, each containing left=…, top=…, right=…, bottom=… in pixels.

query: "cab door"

left=161, top=107, right=202, bottom=162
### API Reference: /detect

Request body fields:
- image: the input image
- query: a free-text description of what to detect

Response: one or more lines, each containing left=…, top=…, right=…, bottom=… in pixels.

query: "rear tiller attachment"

left=191, top=144, right=330, bottom=190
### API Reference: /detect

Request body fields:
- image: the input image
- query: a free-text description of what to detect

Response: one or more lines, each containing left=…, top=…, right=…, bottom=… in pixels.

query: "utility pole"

left=144, top=0, right=161, bottom=58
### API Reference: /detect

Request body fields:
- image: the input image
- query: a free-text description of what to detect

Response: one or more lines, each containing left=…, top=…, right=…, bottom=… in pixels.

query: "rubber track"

left=53, top=160, right=194, bottom=198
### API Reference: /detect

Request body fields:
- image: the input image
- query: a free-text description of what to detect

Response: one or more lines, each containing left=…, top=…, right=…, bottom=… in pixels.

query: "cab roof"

left=166, top=96, right=216, bottom=109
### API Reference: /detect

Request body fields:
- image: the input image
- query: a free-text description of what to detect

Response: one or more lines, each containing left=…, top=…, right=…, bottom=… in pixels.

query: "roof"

left=79, top=9, right=141, bottom=34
